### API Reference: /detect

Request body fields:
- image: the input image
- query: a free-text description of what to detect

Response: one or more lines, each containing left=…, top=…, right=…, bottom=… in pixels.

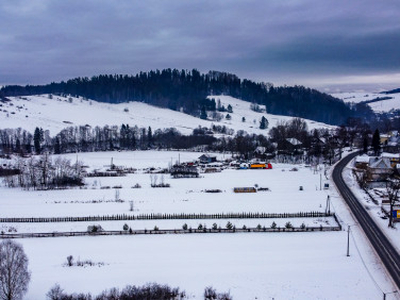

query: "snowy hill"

left=0, top=94, right=334, bottom=135
left=332, top=91, right=400, bottom=113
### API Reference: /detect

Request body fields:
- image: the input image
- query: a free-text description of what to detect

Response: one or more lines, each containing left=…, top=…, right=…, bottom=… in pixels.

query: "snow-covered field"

left=0, top=150, right=331, bottom=219
left=1, top=94, right=333, bottom=136
left=332, top=91, right=400, bottom=113
left=0, top=150, right=398, bottom=299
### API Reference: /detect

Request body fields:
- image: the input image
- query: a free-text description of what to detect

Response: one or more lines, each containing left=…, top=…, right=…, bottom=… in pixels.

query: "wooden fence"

left=0, top=211, right=334, bottom=223
left=0, top=225, right=341, bottom=239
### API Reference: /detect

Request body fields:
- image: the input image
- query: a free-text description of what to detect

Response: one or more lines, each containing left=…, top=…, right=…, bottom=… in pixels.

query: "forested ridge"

left=0, top=69, right=373, bottom=125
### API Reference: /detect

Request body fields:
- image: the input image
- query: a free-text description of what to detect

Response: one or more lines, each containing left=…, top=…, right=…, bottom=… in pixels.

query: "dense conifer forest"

left=0, top=69, right=374, bottom=125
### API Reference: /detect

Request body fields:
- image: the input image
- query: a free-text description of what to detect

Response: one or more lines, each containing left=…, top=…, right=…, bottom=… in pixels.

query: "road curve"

left=332, top=151, right=400, bottom=290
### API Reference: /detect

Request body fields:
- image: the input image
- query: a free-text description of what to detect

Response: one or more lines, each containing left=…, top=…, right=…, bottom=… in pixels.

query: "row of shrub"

left=46, top=283, right=232, bottom=300
left=181, top=221, right=296, bottom=231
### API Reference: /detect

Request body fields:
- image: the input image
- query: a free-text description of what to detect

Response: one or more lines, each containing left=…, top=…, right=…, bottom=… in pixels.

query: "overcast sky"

left=1, top=0, right=399, bottom=92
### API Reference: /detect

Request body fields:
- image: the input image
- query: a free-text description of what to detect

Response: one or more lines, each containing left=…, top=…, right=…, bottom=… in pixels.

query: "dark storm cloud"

left=1, top=0, right=399, bottom=90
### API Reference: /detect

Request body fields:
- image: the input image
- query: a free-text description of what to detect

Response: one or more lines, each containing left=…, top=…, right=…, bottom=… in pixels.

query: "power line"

left=350, top=229, right=385, bottom=296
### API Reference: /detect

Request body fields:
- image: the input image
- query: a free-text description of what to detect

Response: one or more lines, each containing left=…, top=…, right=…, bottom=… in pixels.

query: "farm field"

left=0, top=150, right=398, bottom=299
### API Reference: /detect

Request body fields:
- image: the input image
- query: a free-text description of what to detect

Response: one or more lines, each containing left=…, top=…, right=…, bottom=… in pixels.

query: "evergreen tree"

left=54, top=137, right=61, bottom=154
left=259, top=116, right=269, bottom=129
left=15, top=138, right=21, bottom=154
left=200, top=106, right=207, bottom=120
left=34, top=127, right=41, bottom=154
left=148, top=126, right=153, bottom=147
left=372, top=129, right=380, bottom=155
left=227, top=104, right=233, bottom=113
left=363, top=137, right=368, bottom=154
left=217, top=99, right=222, bottom=111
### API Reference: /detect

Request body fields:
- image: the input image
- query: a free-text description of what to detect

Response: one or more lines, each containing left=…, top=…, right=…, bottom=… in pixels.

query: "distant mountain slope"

left=0, top=94, right=333, bottom=135
left=0, top=69, right=360, bottom=125
left=332, top=91, right=400, bottom=113
left=382, top=87, right=400, bottom=94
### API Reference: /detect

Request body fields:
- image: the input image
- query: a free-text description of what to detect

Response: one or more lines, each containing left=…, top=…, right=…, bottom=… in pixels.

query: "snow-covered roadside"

left=327, top=153, right=400, bottom=298
left=342, top=157, right=400, bottom=253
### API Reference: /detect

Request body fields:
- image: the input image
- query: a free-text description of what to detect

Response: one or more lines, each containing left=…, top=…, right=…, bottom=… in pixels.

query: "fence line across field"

left=1, top=225, right=342, bottom=239
left=0, top=211, right=336, bottom=223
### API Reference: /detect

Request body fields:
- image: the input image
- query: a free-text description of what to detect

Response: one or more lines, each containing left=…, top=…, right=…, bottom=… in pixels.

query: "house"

left=382, top=153, right=400, bottom=167
left=170, top=165, right=199, bottom=178
left=280, top=138, right=303, bottom=155
left=380, top=134, right=390, bottom=146
left=394, top=164, right=400, bottom=178
left=385, top=135, right=400, bottom=153
left=366, top=157, right=393, bottom=182
left=254, top=146, right=266, bottom=159
left=254, top=147, right=275, bottom=159
left=198, top=154, right=217, bottom=164
left=355, top=155, right=370, bottom=170
left=286, top=138, right=302, bottom=147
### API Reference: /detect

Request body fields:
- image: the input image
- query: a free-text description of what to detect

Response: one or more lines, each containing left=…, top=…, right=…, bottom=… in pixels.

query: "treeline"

left=0, top=69, right=368, bottom=125
left=0, top=125, right=217, bottom=156
left=0, top=116, right=381, bottom=166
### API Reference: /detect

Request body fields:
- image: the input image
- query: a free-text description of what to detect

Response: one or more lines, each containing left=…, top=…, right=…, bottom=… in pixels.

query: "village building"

left=283, top=138, right=303, bottom=155
left=354, top=155, right=370, bottom=170
left=366, top=157, right=393, bottom=182
left=170, top=165, right=199, bottom=178
left=198, top=154, right=217, bottom=164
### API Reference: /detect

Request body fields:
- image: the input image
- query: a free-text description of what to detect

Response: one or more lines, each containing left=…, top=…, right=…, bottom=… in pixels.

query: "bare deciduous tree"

left=386, top=179, right=400, bottom=228
left=0, top=240, right=31, bottom=300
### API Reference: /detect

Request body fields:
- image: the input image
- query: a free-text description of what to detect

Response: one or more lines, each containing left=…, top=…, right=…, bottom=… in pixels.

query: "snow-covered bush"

left=47, top=282, right=186, bottom=300
left=66, top=255, right=73, bottom=267
left=225, top=221, right=233, bottom=230
left=204, top=286, right=232, bottom=300
left=285, top=221, right=293, bottom=229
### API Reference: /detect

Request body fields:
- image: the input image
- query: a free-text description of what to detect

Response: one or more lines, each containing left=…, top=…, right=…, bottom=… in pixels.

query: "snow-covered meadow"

left=1, top=94, right=334, bottom=136
left=333, top=91, right=400, bottom=113
left=0, top=150, right=398, bottom=299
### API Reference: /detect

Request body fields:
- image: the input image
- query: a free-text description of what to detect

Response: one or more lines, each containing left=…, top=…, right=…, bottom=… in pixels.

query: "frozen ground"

left=0, top=150, right=398, bottom=299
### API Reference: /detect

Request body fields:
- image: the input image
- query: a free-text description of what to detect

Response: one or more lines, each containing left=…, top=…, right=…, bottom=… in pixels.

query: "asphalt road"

left=332, top=151, right=400, bottom=290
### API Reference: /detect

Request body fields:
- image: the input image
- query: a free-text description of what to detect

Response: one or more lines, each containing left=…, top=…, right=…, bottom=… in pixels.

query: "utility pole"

left=320, top=173, right=322, bottom=190
left=347, top=225, right=350, bottom=257
left=325, top=195, right=331, bottom=214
